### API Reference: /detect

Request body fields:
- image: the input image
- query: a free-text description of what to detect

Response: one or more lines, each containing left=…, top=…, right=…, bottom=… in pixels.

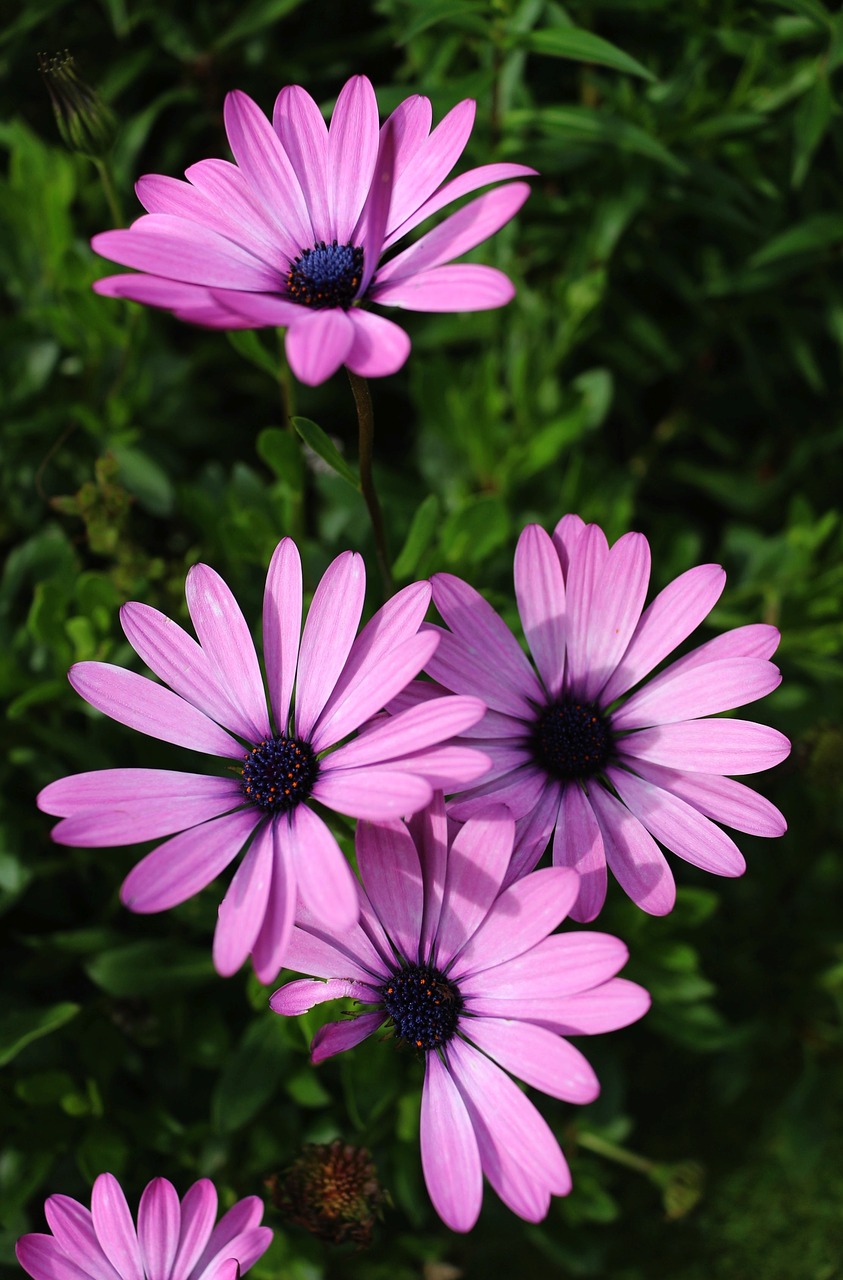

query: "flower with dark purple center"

left=240, top=736, right=319, bottom=812
left=533, top=700, right=613, bottom=782
left=381, top=963, right=463, bottom=1050
left=286, top=240, right=364, bottom=309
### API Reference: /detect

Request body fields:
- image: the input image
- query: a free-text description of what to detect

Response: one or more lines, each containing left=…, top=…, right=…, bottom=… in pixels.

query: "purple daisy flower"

left=16, top=1173, right=271, bottom=1280
left=269, top=796, right=650, bottom=1231
left=38, top=538, right=488, bottom=980
left=91, top=76, right=535, bottom=385
left=416, top=514, right=791, bottom=920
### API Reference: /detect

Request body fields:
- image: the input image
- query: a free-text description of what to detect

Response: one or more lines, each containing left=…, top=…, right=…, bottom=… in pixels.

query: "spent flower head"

left=38, top=51, right=117, bottom=159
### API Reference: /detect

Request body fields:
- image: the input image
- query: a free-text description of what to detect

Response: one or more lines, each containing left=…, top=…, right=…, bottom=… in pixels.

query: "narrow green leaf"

left=791, top=74, right=832, bottom=188
left=85, top=941, right=215, bottom=996
left=0, top=1003, right=80, bottom=1067
left=392, top=494, right=440, bottom=579
left=520, top=27, right=656, bottom=81
left=516, top=106, right=686, bottom=174
left=227, top=329, right=282, bottom=380
left=211, top=1018, right=288, bottom=1132
left=293, top=417, right=360, bottom=490
left=750, top=213, right=843, bottom=267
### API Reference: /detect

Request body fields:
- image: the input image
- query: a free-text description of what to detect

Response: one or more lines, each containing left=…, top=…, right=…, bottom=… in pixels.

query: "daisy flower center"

left=381, top=964, right=463, bottom=1050
left=533, top=699, right=613, bottom=782
left=240, top=736, right=319, bottom=812
left=286, top=240, right=365, bottom=309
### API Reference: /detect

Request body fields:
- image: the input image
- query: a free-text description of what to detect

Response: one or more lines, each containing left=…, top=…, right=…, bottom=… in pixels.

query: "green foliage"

left=1, top=0, right=841, bottom=1276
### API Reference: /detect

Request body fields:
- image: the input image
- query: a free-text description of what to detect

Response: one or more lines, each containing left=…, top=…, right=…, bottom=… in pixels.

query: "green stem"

left=277, top=333, right=304, bottom=540
left=346, top=370, right=392, bottom=596
left=93, top=157, right=123, bottom=227
left=576, top=1131, right=656, bottom=1177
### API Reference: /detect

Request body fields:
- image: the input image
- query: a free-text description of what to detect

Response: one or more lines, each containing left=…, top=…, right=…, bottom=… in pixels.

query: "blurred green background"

left=2, top=0, right=842, bottom=1276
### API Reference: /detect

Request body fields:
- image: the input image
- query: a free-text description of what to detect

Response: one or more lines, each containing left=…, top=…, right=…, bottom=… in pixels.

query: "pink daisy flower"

left=91, top=75, right=535, bottom=385
left=417, top=514, right=791, bottom=920
left=37, top=538, right=488, bottom=981
left=269, top=796, right=650, bottom=1231
left=16, top=1172, right=271, bottom=1280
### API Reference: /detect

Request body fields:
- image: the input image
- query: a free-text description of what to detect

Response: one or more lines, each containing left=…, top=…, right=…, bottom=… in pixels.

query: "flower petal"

left=328, top=694, right=486, bottom=770
left=92, top=217, right=282, bottom=290
left=270, top=977, right=376, bottom=1015
left=514, top=523, right=566, bottom=700
left=421, top=1051, right=483, bottom=1233
left=250, top=820, right=298, bottom=984
left=294, top=550, right=365, bottom=738
left=619, top=719, right=791, bottom=775
left=371, top=264, right=515, bottom=312
left=356, top=818, right=424, bottom=961
left=38, top=769, right=238, bottom=817
left=313, top=767, right=433, bottom=819
left=354, top=119, right=395, bottom=295
left=193, top=1230, right=270, bottom=1280
left=310, top=1012, right=384, bottom=1064
left=212, top=819, right=276, bottom=976
left=272, top=85, right=330, bottom=239
left=188, top=1200, right=265, bottom=1280
left=612, top=658, right=781, bottom=731
left=43, top=1199, right=120, bottom=1280
left=135, top=174, right=286, bottom=266
left=538, top=977, right=651, bottom=1036
left=287, top=804, right=359, bottom=931
left=384, top=162, right=537, bottom=250
left=452, top=867, right=579, bottom=979
left=553, top=782, right=607, bottom=924
left=184, top=158, right=293, bottom=254
left=434, top=807, right=515, bottom=969
left=628, top=760, right=787, bottom=836
left=171, top=1182, right=217, bottom=1280
left=120, top=809, right=263, bottom=913
left=463, top=1017, right=599, bottom=1104
left=16, top=1236, right=100, bottom=1280
left=91, top=1174, right=143, bottom=1280
left=223, top=89, right=312, bottom=248
left=287, top=305, right=357, bottom=385
left=581, top=532, right=651, bottom=702
left=409, top=791, right=449, bottom=960
left=262, top=537, right=302, bottom=734
left=588, top=782, right=676, bottom=915
left=137, top=1179, right=180, bottom=1280
left=68, top=663, right=242, bottom=757
left=344, top=308, right=411, bottom=378
left=329, top=75, right=380, bottom=243
left=563, top=523, right=610, bottom=694
left=552, top=513, right=586, bottom=575
left=386, top=99, right=476, bottom=235
left=599, top=564, right=726, bottom=704
left=463, top=931, right=629, bottom=1004
left=50, top=787, right=241, bottom=848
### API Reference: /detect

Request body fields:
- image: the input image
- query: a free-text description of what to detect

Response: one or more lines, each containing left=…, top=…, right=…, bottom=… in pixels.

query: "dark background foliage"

left=2, top=1, right=842, bottom=1276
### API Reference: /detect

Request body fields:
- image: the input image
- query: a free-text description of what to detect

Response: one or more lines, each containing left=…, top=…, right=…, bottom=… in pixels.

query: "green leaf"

left=519, top=27, right=656, bottom=81
left=392, top=494, right=440, bottom=579
left=227, top=329, right=282, bottom=380
left=0, top=1003, right=80, bottom=1067
left=85, top=941, right=215, bottom=996
left=750, top=213, right=843, bottom=267
left=791, top=74, right=832, bottom=188
left=293, top=417, right=359, bottom=489
left=111, top=445, right=175, bottom=517
left=211, top=1017, right=289, bottom=1132
left=516, top=106, right=686, bottom=174
left=257, top=427, right=305, bottom=495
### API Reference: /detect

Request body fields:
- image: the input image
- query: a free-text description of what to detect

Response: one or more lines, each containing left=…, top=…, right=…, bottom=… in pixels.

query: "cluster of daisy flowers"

left=34, top=513, right=788, bottom=1232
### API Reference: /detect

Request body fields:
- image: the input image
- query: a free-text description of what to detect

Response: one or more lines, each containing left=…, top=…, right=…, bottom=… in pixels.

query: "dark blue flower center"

left=533, top=700, right=613, bottom=781
left=286, top=240, right=365, bottom=309
left=240, top=736, right=319, bottom=813
left=381, top=964, right=463, bottom=1051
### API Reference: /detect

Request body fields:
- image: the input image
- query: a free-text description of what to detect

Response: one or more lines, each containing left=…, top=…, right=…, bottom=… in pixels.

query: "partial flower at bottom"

left=269, top=795, right=650, bottom=1231
left=38, top=538, right=489, bottom=981
left=16, top=1172, right=272, bottom=1280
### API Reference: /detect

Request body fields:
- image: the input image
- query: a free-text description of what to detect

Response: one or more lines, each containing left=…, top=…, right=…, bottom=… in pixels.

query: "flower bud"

left=38, top=51, right=117, bottom=158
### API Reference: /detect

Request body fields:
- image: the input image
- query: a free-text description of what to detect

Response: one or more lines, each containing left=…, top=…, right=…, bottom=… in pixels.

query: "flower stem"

left=575, top=1131, right=656, bottom=1177
left=346, top=370, right=392, bottom=596
left=93, top=157, right=124, bottom=228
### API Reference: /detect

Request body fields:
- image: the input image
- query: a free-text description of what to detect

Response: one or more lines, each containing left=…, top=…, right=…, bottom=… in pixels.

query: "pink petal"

left=409, top=792, right=449, bottom=962
left=50, top=785, right=240, bottom=848
left=344, top=307, right=411, bottom=378
left=447, top=1038, right=571, bottom=1196
left=451, top=866, right=579, bottom=979
left=193, top=1230, right=270, bottom=1280
left=662, top=622, right=782, bottom=677
left=137, top=1179, right=180, bottom=1280
left=588, top=782, right=676, bottom=915
left=448, top=762, right=548, bottom=824
left=629, top=760, right=787, bottom=836
left=370, top=263, right=515, bottom=311
left=612, top=657, right=782, bottom=730
left=553, top=782, right=607, bottom=923
left=294, top=550, right=365, bottom=738
left=93, top=274, right=224, bottom=319
left=539, top=977, right=651, bottom=1036
left=328, top=694, right=486, bottom=770
left=269, top=977, right=376, bottom=1015
left=91, top=1174, right=143, bottom=1280
left=328, top=75, right=380, bottom=243
left=185, top=565, right=270, bottom=742
left=607, top=765, right=746, bottom=876
left=287, top=804, right=359, bottom=931
left=171, top=1182, right=217, bottom=1280
left=281, top=919, right=382, bottom=983
left=504, top=779, right=563, bottom=884
left=421, top=1052, right=483, bottom=1232
left=120, top=809, right=263, bottom=913
left=354, top=119, right=395, bottom=295
left=68, top=663, right=242, bottom=757
left=463, top=931, right=629, bottom=1003
left=250, top=825, right=297, bottom=985
left=92, top=218, right=282, bottom=290
left=463, top=1017, right=599, bottom=1104
left=313, top=767, right=432, bottom=819
left=262, top=537, right=302, bottom=734
left=386, top=99, right=476, bottom=236
left=370, top=745, right=491, bottom=791
left=287, top=308, right=356, bottom=385
left=620, top=719, right=791, bottom=775
left=381, top=94, right=432, bottom=197
left=120, top=603, right=250, bottom=740
left=356, top=819, right=424, bottom=961
left=38, top=769, right=238, bottom=817
left=212, top=819, right=275, bottom=976
left=580, top=532, right=651, bottom=702
left=184, top=158, right=294, bottom=254
left=272, top=85, right=330, bottom=239
left=310, top=1012, right=384, bottom=1064
left=135, top=174, right=285, bottom=266
left=376, top=183, right=530, bottom=284
left=384, top=162, right=537, bottom=250
left=311, top=632, right=438, bottom=753
left=552, top=513, right=586, bottom=576
left=43, top=1199, right=120, bottom=1280
left=188, top=1201, right=264, bottom=1280
left=223, top=90, right=312, bottom=248
left=16, top=1236, right=100, bottom=1280
left=434, top=807, right=516, bottom=968
left=599, top=564, right=727, bottom=704
left=514, top=523, right=566, bottom=699
left=208, top=288, right=304, bottom=328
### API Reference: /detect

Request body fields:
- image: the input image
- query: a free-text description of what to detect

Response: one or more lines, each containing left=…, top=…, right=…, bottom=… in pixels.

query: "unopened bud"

left=267, top=1140, right=387, bottom=1246
left=38, top=51, right=117, bottom=159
